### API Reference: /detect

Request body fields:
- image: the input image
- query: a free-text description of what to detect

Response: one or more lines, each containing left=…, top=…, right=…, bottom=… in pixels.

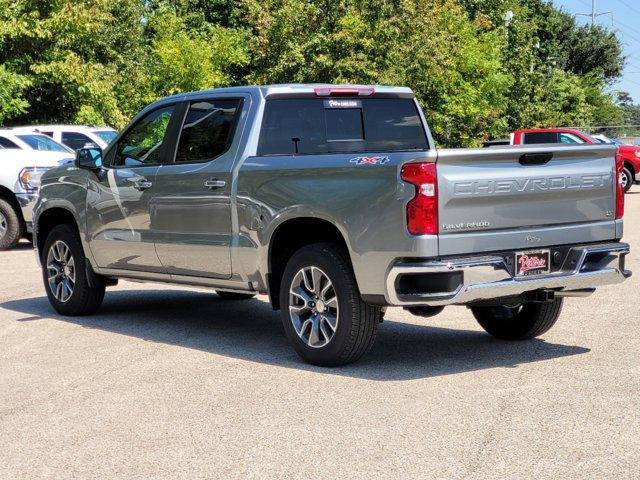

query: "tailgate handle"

left=519, top=152, right=553, bottom=166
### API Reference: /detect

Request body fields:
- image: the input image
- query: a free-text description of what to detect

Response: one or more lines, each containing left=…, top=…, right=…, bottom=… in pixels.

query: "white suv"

left=14, top=125, right=118, bottom=150
left=0, top=145, right=74, bottom=249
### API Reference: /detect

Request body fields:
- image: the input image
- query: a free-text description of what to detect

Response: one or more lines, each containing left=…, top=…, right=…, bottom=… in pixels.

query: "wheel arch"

left=623, top=161, right=636, bottom=180
left=0, top=185, right=25, bottom=225
left=36, top=206, right=82, bottom=262
left=266, top=216, right=352, bottom=310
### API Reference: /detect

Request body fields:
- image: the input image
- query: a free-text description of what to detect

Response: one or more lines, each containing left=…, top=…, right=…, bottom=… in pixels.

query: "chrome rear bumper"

left=386, top=242, right=631, bottom=306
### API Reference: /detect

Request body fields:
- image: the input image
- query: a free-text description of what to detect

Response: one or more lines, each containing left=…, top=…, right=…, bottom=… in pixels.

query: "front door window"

left=112, top=106, right=175, bottom=167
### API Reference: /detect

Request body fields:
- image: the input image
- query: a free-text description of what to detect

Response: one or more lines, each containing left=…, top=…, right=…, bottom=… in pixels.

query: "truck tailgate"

left=436, top=144, right=618, bottom=256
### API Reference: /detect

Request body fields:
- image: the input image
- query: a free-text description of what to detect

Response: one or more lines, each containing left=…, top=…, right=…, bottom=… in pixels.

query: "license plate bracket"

left=515, top=249, right=551, bottom=277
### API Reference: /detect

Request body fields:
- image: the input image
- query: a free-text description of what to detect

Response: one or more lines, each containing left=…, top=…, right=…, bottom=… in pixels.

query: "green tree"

left=0, top=64, right=29, bottom=124
left=147, top=9, right=249, bottom=96
left=241, top=0, right=511, bottom=146
left=0, top=0, right=628, bottom=145
left=0, top=0, right=248, bottom=128
left=458, top=0, right=624, bottom=132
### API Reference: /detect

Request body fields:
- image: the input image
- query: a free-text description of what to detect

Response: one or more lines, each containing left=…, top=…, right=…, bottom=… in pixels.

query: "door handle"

left=204, top=179, right=226, bottom=189
left=133, top=180, right=153, bottom=191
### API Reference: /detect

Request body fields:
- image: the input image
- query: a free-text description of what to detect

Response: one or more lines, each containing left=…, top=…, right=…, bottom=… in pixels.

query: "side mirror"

left=76, top=147, right=103, bottom=170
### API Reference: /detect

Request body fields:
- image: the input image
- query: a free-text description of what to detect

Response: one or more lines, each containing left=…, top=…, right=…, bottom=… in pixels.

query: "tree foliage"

left=0, top=0, right=629, bottom=146
left=236, top=0, right=509, bottom=144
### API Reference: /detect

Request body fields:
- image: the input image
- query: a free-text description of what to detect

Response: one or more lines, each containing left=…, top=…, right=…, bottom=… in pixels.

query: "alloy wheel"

left=46, top=240, right=76, bottom=302
left=288, top=266, right=339, bottom=348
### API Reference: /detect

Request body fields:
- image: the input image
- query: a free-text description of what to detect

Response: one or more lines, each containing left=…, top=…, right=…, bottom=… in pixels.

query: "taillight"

left=616, top=154, right=625, bottom=219
left=401, top=162, right=438, bottom=235
left=313, top=87, right=375, bottom=97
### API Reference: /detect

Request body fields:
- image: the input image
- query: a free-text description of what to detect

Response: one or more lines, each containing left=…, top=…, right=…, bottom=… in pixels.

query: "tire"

left=279, top=243, right=381, bottom=366
left=470, top=299, right=563, bottom=340
left=42, top=224, right=105, bottom=316
left=0, top=198, right=23, bottom=250
left=215, top=290, right=256, bottom=300
left=621, top=167, right=633, bottom=193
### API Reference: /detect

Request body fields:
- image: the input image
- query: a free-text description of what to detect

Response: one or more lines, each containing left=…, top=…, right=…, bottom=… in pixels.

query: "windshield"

left=17, top=134, right=71, bottom=153
left=93, top=130, right=117, bottom=144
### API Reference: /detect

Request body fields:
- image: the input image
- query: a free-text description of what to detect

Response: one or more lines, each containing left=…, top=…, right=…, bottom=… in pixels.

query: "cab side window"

left=62, top=131, right=94, bottom=150
left=559, top=133, right=585, bottom=144
left=112, top=105, right=175, bottom=167
left=523, top=132, right=558, bottom=144
left=0, top=136, right=19, bottom=149
left=174, top=99, right=242, bottom=163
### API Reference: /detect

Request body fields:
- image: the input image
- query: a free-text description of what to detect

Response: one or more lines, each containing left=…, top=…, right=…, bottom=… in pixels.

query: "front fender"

left=33, top=166, right=94, bottom=265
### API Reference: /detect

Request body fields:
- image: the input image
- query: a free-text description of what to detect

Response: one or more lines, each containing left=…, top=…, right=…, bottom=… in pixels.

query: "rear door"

left=436, top=144, right=618, bottom=256
left=152, top=96, right=246, bottom=279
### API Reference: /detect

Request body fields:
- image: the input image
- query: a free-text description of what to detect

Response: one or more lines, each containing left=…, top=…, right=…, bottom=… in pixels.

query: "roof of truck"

left=513, top=128, right=585, bottom=134
left=157, top=84, right=415, bottom=103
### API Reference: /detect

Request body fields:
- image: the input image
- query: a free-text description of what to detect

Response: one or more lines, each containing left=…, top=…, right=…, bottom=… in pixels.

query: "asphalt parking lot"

left=1, top=187, right=639, bottom=479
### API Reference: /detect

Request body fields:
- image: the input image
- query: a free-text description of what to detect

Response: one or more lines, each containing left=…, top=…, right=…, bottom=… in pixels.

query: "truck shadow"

left=1, top=289, right=589, bottom=381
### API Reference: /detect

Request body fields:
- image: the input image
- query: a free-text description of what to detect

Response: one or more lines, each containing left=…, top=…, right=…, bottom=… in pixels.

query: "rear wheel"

left=42, top=224, right=105, bottom=316
left=621, top=167, right=633, bottom=193
left=279, top=243, right=381, bottom=366
left=215, top=290, right=256, bottom=300
left=470, top=299, right=563, bottom=340
left=0, top=199, right=23, bottom=250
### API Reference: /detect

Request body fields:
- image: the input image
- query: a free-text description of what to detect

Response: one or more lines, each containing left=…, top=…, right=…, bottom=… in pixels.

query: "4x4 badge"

left=350, top=156, right=390, bottom=165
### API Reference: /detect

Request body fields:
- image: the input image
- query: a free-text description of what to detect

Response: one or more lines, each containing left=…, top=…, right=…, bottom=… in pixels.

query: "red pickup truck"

left=511, top=128, right=639, bottom=192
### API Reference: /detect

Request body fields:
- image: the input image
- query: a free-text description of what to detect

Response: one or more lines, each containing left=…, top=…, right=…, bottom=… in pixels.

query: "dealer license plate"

left=515, top=249, right=551, bottom=277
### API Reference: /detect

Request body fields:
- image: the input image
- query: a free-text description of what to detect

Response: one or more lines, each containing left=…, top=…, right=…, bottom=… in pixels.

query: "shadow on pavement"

left=1, top=289, right=590, bottom=381
left=9, top=241, right=35, bottom=251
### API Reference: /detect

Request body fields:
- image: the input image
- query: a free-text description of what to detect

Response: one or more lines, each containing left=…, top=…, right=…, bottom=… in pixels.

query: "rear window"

left=522, top=132, right=558, bottom=144
left=257, top=98, right=428, bottom=155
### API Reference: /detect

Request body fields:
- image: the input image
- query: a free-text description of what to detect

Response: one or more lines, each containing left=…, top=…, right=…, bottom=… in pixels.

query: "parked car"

left=33, top=85, right=630, bottom=366
left=511, top=128, right=640, bottom=192
left=12, top=125, right=118, bottom=150
left=0, top=129, right=75, bottom=160
left=0, top=148, right=74, bottom=249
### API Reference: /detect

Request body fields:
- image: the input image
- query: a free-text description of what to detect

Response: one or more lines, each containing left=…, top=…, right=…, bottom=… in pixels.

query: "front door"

left=152, top=97, right=245, bottom=279
left=86, top=104, right=180, bottom=272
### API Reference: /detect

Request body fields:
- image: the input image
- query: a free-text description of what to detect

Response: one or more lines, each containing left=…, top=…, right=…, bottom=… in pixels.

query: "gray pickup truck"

left=33, top=84, right=631, bottom=366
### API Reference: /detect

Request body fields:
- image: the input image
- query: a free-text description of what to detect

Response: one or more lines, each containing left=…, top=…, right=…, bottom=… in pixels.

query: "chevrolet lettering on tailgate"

left=453, top=173, right=612, bottom=196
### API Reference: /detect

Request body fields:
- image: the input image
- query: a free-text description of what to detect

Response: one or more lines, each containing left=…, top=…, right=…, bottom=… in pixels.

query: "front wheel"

left=0, top=199, right=23, bottom=250
left=42, top=224, right=105, bottom=316
left=470, top=299, right=563, bottom=340
left=279, top=243, right=382, bottom=366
